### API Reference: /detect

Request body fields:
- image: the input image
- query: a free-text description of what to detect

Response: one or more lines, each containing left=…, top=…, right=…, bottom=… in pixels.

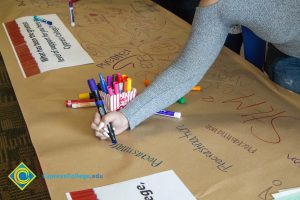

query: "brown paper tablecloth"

left=0, top=0, right=299, bottom=199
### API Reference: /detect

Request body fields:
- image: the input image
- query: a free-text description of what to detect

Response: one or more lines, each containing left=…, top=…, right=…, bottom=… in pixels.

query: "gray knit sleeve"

left=121, top=4, right=229, bottom=129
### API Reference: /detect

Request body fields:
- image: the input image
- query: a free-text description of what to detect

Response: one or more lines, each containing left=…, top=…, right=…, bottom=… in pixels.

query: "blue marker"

left=33, top=16, right=53, bottom=25
left=99, top=73, right=108, bottom=94
left=88, top=79, right=117, bottom=144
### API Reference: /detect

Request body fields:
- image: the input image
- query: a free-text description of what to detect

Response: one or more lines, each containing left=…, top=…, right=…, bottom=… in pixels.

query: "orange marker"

left=123, top=80, right=128, bottom=92
left=192, top=86, right=201, bottom=91
left=144, top=79, right=151, bottom=87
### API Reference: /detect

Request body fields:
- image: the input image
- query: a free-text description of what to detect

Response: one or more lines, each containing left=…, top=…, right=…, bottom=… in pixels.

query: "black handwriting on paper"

left=109, top=143, right=163, bottom=167
left=176, top=125, right=233, bottom=172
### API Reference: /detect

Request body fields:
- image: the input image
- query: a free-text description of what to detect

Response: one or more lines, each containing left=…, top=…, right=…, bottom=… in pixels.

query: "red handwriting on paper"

left=198, top=92, right=299, bottom=144
left=221, top=93, right=300, bottom=144
left=201, top=96, right=215, bottom=102
left=258, top=180, right=282, bottom=200
left=287, top=154, right=300, bottom=168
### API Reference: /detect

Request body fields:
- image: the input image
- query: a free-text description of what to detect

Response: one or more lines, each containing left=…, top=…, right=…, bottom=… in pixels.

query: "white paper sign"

left=66, top=170, right=196, bottom=200
left=3, top=14, right=94, bottom=77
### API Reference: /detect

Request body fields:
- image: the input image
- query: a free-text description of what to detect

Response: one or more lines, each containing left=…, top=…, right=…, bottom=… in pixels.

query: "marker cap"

left=192, top=86, right=201, bottom=91
left=79, top=93, right=90, bottom=99
left=65, top=100, right=72, bottom=107
left=127, top=78, right=132, bottom=92
left=144, top=79, right=151, bottom=87
left=107, top=86, right=114, bottom=96
left=113, top=82, right=119, bottom=94
left=107, top=76, right=112, bottom=87
left=174, top=112, right=181, bottom=119
left=88, top=79, right=98, bottom=91
left=177, top=97, right=186, bottom=104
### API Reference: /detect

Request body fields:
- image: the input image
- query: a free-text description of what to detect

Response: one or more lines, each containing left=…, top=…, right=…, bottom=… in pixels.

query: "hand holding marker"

left=88, top=79, right=117, bottom=144
left=67, top=74, right=201, bottom=141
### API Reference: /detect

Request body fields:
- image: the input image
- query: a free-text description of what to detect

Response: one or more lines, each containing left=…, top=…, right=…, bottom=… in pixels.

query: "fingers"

left=93, top=112, right=101, bottom=125
left=92, top=111, right=129, bottom=142
left=95, top=123, right=110, bottom=140
left=95, top=130, right=108, bottom=140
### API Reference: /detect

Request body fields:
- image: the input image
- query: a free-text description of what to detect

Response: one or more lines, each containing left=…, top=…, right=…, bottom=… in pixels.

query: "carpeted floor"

left=0, top=54, right=50, bottom=200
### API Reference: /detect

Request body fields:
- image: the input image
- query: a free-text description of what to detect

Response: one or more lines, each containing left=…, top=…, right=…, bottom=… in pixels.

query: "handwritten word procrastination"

left=109, top=143, right=163, bottom=167
left=176, top=125, right=233, bottom=172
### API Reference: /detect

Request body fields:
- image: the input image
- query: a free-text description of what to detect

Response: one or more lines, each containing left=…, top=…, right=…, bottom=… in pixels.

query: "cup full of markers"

left=97, top=73, right=136, bottom=111
left=66, top=72, right=136, bottom=111
left=65, top=73, right=188, bottom=120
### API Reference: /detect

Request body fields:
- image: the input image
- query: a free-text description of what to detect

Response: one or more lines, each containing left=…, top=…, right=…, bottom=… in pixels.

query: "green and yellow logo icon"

left=8, top=162, right=36, bottom=190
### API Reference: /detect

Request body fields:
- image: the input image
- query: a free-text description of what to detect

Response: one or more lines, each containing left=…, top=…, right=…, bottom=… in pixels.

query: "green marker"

left=177, top=97, right=185, bottom=104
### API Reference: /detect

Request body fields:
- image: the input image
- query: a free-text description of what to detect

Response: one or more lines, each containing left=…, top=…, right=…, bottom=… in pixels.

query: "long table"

left=0, top=0, right=299, bottom=199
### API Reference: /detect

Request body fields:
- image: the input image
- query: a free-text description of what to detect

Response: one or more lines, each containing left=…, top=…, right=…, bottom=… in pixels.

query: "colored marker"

left=122, top=74, right=128, bottom=81
left=177, top=97, right=186, bottom=104
left=107, top=76, right=112, bottom=87
left=65, top=99, right=95, bottom=108
left=112, top=74, right=117, bottom=82
left=88, top=79, right=117, bottom=144
left=107, top=86, right=114, bottom=96
left=79, top=92, right=94, bottom=99
left=144, top=79, right=151, bottom=87
left=192, top=86, right=201, bottom=91
left=117, top=74, right=122, bottom=83
left=127, top=78, right=132, bottom=92
left=99, top=73, right=108, bottom=94
left=118, top=82, right=123, bottom=93
left=113, top=82, right=119, bottom=94
left=155, top=110, right=181, bottom=119
left=33, top=16, right=53, bottom=25
left=69, top=0, right=75, bottom=27
left=123, top=80, right=128, bottom=92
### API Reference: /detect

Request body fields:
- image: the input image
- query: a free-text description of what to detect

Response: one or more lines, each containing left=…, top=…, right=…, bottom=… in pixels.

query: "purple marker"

left=107, top=75, right=112, bottom=87
left=155, top=110, right=181, bottom=119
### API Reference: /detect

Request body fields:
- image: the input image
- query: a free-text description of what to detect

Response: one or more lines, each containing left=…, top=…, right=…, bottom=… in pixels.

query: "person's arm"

left=92, top=1, right=229, bottom=139
left=121, top=2, right=229, bottom=129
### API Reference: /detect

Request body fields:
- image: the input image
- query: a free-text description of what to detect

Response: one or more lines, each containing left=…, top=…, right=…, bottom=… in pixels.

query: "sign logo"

left=8, top=162, right=36, bottom=190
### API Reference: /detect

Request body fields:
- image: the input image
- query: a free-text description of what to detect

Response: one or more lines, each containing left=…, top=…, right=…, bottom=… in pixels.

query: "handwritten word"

left=199, top=93, right=300, bottom=144
left=137, top=182, right=154, bottom=200
left=96, top=49, right=132, bottom=68
left=287, top=154, right=300, bottom=167
left=109, top=143, right=163, bottom=167
left=205, top=124, right=257, bottom=154
left=258, top=180, right=282, bottom=200
left=176, top=125, right=233, bottom=172
left=221, top=93, right=300, bottom=144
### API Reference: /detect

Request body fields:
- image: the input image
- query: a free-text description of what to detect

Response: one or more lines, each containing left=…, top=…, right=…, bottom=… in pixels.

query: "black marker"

left=88, top=79, right=117, bottom=144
